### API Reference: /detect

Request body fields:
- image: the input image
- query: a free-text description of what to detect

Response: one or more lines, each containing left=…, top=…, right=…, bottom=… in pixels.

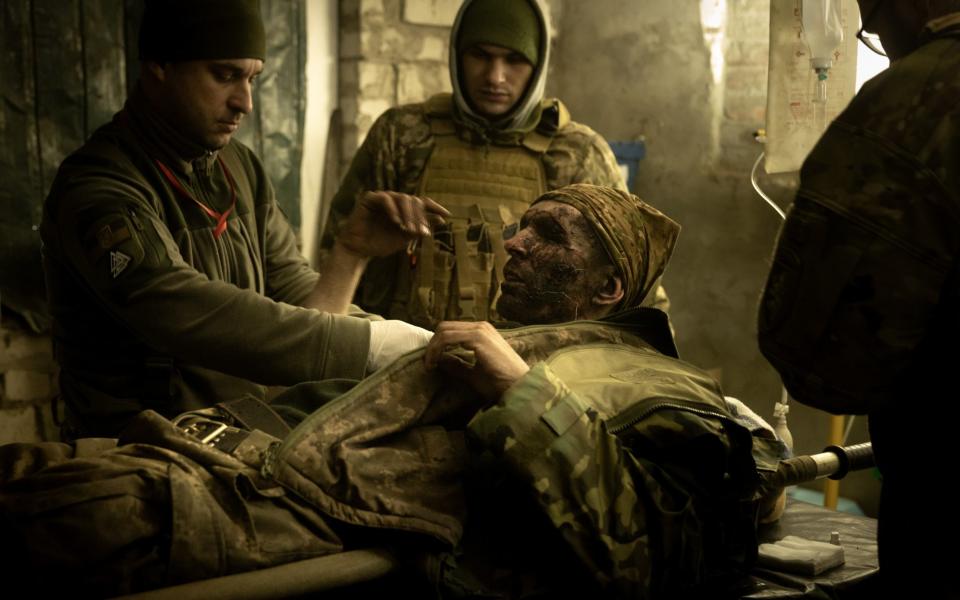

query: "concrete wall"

left=338, top=0, right=454, bottom=165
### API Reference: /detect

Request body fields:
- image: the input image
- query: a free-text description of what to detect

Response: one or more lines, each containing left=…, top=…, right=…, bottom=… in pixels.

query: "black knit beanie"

left=139, top=0, right=266, bottom=62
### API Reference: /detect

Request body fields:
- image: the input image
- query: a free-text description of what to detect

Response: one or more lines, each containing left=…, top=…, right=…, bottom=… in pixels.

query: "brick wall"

left=0, top=318, right=59, bottom=443
left=338, top=0, right=454, bottom=166
left=718, top=0, right=771, bottom=175
left=336, top=0, right=562, bottom=176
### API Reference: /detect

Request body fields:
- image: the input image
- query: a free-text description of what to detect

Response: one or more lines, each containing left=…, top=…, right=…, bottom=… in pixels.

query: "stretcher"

left=116, top=444, right=879, bottom=600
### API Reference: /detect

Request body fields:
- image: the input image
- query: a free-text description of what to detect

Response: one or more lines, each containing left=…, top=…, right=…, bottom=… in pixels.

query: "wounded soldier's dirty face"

left=497, top=201, right=613, bottom=325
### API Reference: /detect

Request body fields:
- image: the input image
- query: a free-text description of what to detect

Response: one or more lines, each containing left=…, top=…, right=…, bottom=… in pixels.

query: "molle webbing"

left=410, top=112, right=549, bottom=326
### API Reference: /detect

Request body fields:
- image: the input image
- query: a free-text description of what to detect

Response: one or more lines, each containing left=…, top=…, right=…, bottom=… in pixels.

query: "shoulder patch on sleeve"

left=84, top=219, right=131, bottom=263
left=109, top=250, right=132, bottom=278
left=81, top=213, right=145, bottom=281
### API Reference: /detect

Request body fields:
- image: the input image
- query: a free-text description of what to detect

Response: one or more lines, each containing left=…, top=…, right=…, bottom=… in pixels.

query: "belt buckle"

left=172, top=414, right=229, bottom=447
left=197, top=422, right=228, bottom=445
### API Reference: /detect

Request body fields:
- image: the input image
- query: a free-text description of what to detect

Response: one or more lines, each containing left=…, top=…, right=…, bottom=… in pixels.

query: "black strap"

left=216, top=395, right=291, bottom=438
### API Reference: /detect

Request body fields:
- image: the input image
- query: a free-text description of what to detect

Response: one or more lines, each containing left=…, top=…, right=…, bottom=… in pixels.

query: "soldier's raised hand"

left=336, top=191, right=449, bottom=258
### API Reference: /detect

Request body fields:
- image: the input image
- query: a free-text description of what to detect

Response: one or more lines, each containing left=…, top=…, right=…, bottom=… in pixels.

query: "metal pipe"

left=113, top=548, right=401, bottom=600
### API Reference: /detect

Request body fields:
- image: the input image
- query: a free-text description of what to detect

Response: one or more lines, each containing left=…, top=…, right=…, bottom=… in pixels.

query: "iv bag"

left=802, top=0, right=844, bottom=71
left=764, top=0, right=860, bottom=174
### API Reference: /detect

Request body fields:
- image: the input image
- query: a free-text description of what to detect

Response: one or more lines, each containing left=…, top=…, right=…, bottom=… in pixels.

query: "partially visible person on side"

left=758, top=1, right=960, bottom=596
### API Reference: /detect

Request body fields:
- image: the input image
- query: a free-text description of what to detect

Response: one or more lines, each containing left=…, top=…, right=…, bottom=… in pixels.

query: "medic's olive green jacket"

left=40, top=87, right=370, bottom=438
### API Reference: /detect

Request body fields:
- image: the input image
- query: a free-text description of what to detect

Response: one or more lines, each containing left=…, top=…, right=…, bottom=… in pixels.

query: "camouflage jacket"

left=270, top=308, right=763, bottom=598
left=0, top=309, right=763, bottom=597
left=318, top=97, right=680, bottom=321
left=758, top=23, right=960, bottom=415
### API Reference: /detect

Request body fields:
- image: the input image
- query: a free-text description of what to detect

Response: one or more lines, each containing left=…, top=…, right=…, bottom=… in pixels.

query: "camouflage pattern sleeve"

left=576, top=130, right=629, bottom=192
left=758, top=36, right=960, bottom=414
left=467, top=363, right=716, bottom=597
left=544, top=122, right=628, bottom=192
left=318, top=118, right=386, bottom=251
left=319, top=106, right=430, bottom=250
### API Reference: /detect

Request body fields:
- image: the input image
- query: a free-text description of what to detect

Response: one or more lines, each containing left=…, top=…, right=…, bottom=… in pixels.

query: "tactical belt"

left=216, top=395, right=291, bottom=438
left=172, top=413, right=253, bottom=454
left=172, top=396, right=290, bottom=454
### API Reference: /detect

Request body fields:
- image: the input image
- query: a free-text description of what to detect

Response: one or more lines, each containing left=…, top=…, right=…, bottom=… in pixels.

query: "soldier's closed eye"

left=532, top=214, right=567, bottom=242
left=212, top=66, right=260, bottom=84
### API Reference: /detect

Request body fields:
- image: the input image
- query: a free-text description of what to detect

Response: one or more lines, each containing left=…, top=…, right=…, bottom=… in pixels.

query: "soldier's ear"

left=593, top=274, right=624, bottom=308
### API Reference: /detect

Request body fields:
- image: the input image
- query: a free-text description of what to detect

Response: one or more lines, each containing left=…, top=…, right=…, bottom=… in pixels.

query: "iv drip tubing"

left=751, top=152, right=786, bottom=220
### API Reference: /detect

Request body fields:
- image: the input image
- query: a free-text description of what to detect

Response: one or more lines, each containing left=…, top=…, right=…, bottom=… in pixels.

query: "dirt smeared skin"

left=497, top=201, right=612, bottom=324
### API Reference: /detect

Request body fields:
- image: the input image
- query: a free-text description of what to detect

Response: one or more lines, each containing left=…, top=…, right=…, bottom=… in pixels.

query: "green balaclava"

left=138, top=0, right=266, bottom=62
left=457, top=0, right=541, bottom=67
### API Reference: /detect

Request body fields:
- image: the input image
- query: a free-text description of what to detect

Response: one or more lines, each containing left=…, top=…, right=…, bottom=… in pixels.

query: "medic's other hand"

left=367, top=319, right=434, bottom=373
left=423, top=321, right=530, bottom=404
left=337, top=191, right=449, bottom=258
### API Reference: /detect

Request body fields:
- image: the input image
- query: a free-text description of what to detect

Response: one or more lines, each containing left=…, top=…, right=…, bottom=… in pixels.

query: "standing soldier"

left=758, top=1, right=960, bottom=596
left=324, top=0, right=669, bottom=328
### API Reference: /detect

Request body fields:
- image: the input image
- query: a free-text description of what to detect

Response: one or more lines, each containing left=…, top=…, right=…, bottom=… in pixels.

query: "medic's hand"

left=423, top=321, right=530, bottom=404
left=337, top=191, right=449, bottom=258
left=367, top=319, right=434, bottom=373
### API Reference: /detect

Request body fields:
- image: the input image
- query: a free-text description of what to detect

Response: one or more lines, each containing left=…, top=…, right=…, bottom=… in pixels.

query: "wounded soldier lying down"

left=0, top=184, right=786, bottom=598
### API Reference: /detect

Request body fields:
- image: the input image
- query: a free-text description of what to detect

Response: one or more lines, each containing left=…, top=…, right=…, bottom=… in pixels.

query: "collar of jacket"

left=452, top=98, right=549, bottom=145
left=121, top=84, right=219, bottom=177
left=599, top=306, right=679, bottom=358
left=445, top=96, right=568, bottom=150
left=496, top=307, right=679, bottom=359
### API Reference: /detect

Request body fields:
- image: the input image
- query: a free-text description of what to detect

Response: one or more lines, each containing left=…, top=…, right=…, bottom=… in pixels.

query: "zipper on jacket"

left=607, top=397, right=734, bottom=436
left=127, top=207, right=144, bottom=232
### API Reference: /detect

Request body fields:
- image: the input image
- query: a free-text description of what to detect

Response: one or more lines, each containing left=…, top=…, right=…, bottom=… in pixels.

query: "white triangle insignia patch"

left=110, top=251, right=132, bottom=279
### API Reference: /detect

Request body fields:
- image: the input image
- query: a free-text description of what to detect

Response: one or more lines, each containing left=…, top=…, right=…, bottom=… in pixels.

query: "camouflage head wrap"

left=532, top=183, right=681, bottom=309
